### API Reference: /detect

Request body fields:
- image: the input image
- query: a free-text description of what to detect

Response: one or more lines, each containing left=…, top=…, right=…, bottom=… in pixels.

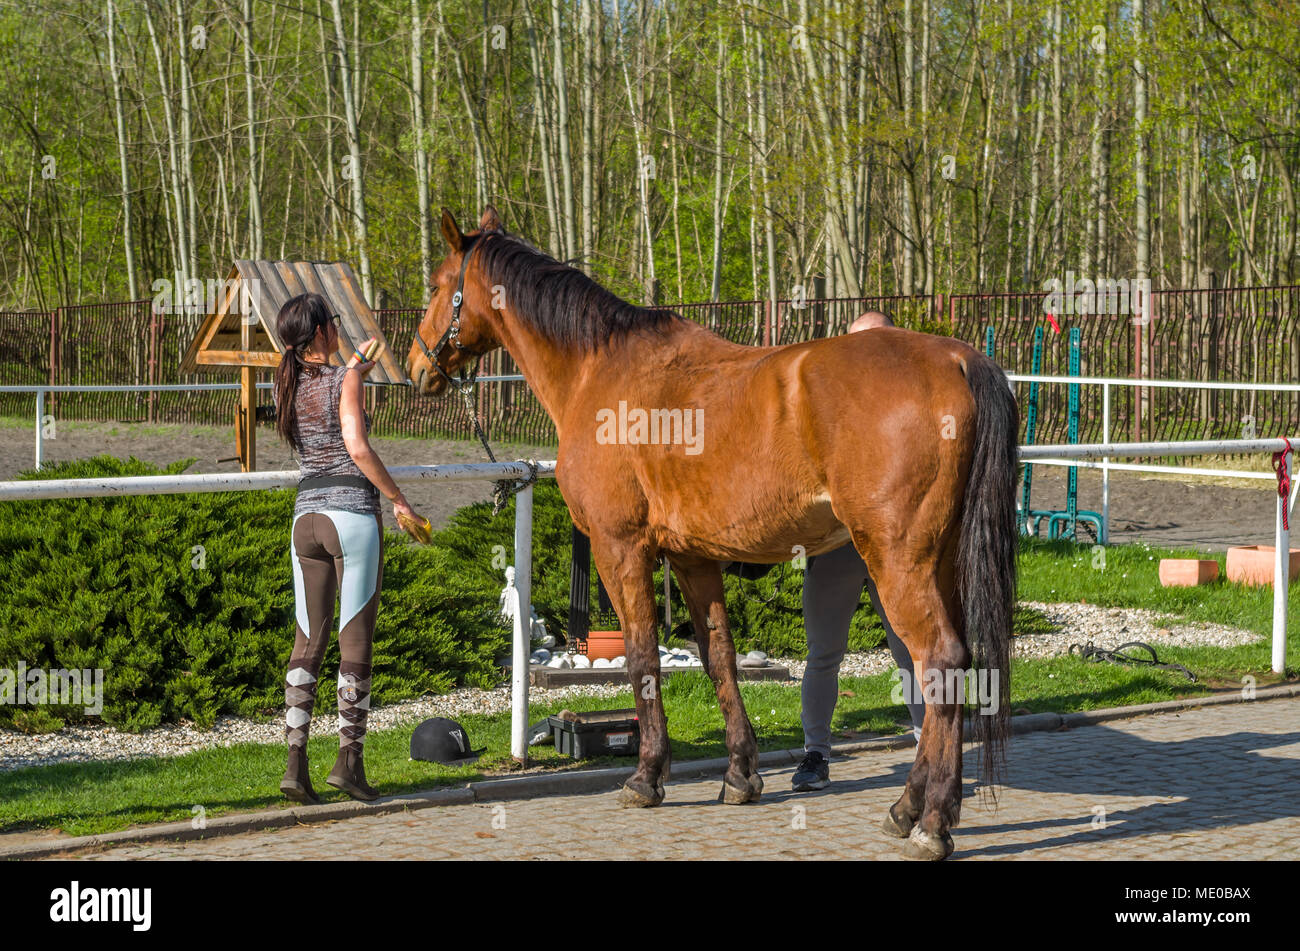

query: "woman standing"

left=272, top=292, right=417, bottom=803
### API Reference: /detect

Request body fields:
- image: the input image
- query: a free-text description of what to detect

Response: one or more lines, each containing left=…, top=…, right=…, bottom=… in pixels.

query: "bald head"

left=849, top=310, right=895, bottom=333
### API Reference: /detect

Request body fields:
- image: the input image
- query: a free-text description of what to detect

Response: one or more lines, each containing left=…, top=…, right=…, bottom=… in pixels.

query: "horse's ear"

left=440, top=208, right=464, bottom=252
left=480, top=204, right=504, bottom=233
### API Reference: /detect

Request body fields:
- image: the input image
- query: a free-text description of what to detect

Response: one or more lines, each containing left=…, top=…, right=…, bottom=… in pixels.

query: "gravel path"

left=0, top=600, right=1262, bottom=772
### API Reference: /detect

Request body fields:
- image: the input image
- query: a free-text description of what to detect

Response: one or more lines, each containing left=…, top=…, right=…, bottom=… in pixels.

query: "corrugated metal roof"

left=179, top=260, right=410, bottom=385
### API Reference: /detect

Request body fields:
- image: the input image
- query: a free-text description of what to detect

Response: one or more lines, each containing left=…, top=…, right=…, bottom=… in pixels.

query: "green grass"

left=1018, top=537, right=1300, bottom=645
left=0, top=653, right=1259, bottom=838
left=0, top=673, right=897, bottom=837
left=3, top=536, right=1296, bottom=839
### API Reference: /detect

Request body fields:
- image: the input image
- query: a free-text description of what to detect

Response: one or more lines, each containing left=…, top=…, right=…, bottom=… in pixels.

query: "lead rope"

left=455, top=377, right=539, bottom=516
left=1069, top=640, right=1196, bottom=682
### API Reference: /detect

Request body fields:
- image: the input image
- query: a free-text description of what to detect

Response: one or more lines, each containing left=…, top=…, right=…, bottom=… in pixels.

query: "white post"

left=1101, top=382, right=1110, bottom=544
left=1273, top=448, right=1291, bottom=675
left=511, top=484, right=534, bottom=764
left=34, top=389, right=44, bottom=471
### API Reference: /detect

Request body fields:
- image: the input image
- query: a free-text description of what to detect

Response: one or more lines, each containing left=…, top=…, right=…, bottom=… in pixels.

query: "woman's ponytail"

left=273, top=294, right=331, bottom=453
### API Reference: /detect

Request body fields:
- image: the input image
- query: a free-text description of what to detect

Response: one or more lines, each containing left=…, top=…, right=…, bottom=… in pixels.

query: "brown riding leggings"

left=284, top=511, right=384, bottom=752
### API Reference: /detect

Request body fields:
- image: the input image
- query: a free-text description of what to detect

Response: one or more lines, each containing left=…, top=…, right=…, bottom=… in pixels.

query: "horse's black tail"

left=958, top=352, right=1019, bottom=792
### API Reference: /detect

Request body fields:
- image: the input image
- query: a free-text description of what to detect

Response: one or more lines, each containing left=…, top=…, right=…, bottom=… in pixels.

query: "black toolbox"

left=548, top=709, right=641, bottom=758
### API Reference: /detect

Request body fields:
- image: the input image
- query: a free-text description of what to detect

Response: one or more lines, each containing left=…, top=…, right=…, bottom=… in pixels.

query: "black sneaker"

left=791, top=751, right=829, bottom=791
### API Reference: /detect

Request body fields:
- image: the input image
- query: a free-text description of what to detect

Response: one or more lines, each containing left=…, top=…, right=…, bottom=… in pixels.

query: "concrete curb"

left=5, top=682, right=1296, bottom=860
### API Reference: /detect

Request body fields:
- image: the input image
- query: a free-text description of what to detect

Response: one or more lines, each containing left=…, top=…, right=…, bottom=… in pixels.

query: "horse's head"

left=407, top=205, right=505, bottom=397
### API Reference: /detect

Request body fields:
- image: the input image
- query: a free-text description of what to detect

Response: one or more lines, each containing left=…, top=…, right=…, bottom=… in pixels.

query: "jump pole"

left=1274, top=447, right=1292, bottom=675
left=512, top=483, right=533, bottom=764
left=34, top=388, right=44, bottom=470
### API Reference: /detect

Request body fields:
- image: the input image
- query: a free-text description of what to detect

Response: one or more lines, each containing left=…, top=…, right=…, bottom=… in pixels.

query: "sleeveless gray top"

left=281, top=363, right=381, bottom=517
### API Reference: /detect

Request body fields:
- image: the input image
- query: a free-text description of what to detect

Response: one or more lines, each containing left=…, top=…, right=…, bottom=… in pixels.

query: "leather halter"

left=409, top=228, right=537, bottom=514
left=413, top=235, right=485, bottom=391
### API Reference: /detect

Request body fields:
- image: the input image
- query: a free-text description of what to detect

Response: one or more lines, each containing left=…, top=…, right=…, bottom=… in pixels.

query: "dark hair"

left=472, top=232, right=680, bottom=351
left=273, top=293, right=332, bottom=452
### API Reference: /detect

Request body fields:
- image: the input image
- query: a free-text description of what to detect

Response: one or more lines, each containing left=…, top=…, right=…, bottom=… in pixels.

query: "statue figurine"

left=498, top=565, right=519, bottom=626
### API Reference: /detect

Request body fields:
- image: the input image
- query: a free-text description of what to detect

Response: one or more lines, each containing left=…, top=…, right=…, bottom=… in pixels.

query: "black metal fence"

left=2, top=284, right=1296, bottom=449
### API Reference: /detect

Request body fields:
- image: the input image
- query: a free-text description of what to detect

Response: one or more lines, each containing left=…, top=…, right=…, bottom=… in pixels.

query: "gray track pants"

left=801, top=542, right=925, bottom=756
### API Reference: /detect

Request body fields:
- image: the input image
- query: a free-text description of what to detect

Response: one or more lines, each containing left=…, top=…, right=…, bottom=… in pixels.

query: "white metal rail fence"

left=1010, top=375, right=1300, bottom=546
left=1020, top=438, right=1294, bottom=675
left=0, top=379, right=527, bottom=471
left=0, top=460, right=556, bottom=764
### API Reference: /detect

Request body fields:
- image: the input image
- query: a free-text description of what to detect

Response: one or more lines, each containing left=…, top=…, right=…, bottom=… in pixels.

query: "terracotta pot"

left=583, top=630, right=625, bottom=661
left=1225, top=546, right=1300, bottom=587
left=1158, top=558, right=1219, bottom=587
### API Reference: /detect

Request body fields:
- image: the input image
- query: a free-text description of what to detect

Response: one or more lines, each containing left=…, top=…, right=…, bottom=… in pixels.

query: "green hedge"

left=0, top=457, right=523, bottom=731
left=0, top=456, right=883, bottom=732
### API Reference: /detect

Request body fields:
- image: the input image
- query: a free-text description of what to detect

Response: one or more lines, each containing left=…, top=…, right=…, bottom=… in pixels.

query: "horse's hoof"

left=718, top=779, right=756, bottom=804
left=901, top=826, right=954, bottom=861
left=746, top=772, right=764, bottom=800
left=881, top=804, right=915, bottom=839
left=617, top=779, right=664, bottom=808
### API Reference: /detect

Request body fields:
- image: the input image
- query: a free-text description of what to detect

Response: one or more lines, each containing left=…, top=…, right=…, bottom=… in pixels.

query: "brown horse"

left=407, top=207, right=1018, bottom=860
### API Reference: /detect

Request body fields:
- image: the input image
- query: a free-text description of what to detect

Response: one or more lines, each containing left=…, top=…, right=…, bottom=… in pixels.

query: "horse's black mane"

left=471, top=231, right=680, bottom=351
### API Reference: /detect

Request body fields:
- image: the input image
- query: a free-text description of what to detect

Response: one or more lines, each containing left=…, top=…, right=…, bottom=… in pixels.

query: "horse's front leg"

left=670, top=555, right=761, bottom=803
left=590, top=537, right=670, bottom=807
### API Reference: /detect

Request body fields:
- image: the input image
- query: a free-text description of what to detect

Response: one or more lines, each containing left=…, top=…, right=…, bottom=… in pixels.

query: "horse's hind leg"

left=862, top=568, right=927, bottom=840
left=861, top=541, right=967, bottom=861
left=589, top=536, right=671, bottom=807
left=670, top=555, right=762, bottom=803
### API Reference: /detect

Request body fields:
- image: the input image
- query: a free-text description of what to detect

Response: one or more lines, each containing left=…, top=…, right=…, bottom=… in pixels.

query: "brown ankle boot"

left=280, top=746, right=321, bottom=804
left=327, top=746, right=379, bottom=801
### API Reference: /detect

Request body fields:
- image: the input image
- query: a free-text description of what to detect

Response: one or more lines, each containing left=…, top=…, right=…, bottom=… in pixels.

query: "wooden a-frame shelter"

left=180, top=260, right=409, bottom=471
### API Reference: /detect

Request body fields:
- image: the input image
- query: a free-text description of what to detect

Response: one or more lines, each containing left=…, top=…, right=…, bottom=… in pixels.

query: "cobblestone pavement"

left=65, top=698, right=1300, bottom=860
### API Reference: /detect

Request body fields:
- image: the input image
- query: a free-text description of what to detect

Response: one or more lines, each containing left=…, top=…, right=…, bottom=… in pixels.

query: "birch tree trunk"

left=901, top=0, right=915, bottom=292
left=1085, top=10, right=1106, bottom=279
left=709, top=26, right=725, bottom=301
left=754, top=17, right=779, bottom=304
left=240, top=0, right=263, bottom=258
left=143, top=2, right=190, bottom=298
left=522, top=0, right=560, bottom=253
left=797, top=0, right=861, bottom=297
left=618, top=15, right=655, bottom=301
left=329, top=0, right=373, bottom=301
left=438, top=0, right=492, bottom=215
left=1134, top=0, right=1149, bottom=283
left=665, top=12, right=684, bottom=301
left=106, top=0, right=139, bottom=299
left=410, top=0, right=431, bottom=286
left=315, top=0, right=342, bottom=249
left=1050, top=0, right=1063, bottom=271
left=579, top=0, right=595, bottom=273
left=551, top=0, right=577, bottom=261
left=1025, top=64, right=1046, bottom=287
left=175, top=0, right=198, bottom=285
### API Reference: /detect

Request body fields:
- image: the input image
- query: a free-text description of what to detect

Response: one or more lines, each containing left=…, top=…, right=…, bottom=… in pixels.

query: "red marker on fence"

left=1274, top=437, right=1293, bottom=531
left=1045, top=312, right=1062, bottom=334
